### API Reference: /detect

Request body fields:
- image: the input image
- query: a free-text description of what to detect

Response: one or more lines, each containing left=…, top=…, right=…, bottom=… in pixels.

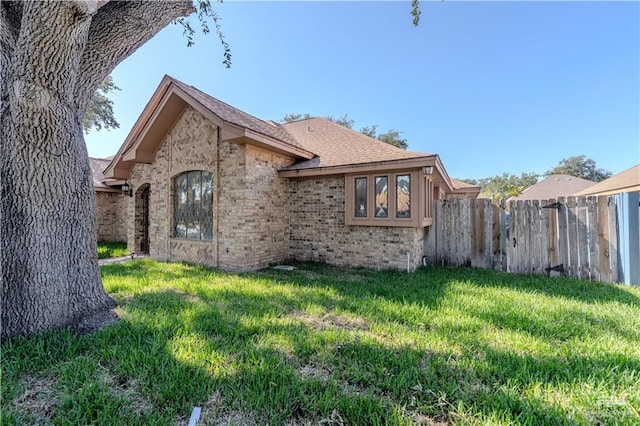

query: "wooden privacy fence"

left=424, top=193, right=640, bottom=285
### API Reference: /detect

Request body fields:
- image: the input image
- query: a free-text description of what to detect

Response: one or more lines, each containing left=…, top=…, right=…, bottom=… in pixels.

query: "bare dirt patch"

left=99, top=367, right=152, bottom=417
left=297, top=364, right=332, bottom=383
left=293, top=311, right=368, bottom=332
left=175, top=391, right=257, bottom=426
left=13, top=375, right=59, bottom=423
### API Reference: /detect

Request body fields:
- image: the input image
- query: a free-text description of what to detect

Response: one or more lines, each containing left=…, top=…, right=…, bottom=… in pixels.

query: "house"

left=448, top=178, right=482, bottom=199
left=572, top=164, right=640, bottom=197
left=91, top=157, right=127, bottom=242
left=510, top=174, right=595, bottom=201
left=99, top=75, right=479, bottom=271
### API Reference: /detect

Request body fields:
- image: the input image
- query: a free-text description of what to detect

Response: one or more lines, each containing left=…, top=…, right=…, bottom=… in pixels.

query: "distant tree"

left=281, top=113, right=311, bottom=123
left=325, top=114, right=355, bottom=129
left=359, top=124, right=378, bottom=138
left=545, top=155, right=612, bottom=182
left=376, top=129, right=408, bottom=150
left=472, top=172, right=539, bottom=199
left=82, top=76, right=120, bottom=134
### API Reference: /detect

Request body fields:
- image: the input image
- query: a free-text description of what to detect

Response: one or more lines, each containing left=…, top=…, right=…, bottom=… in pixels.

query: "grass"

left=97, top=241, right=129, bottom=259
left=2, top=260, right=639, bottom=425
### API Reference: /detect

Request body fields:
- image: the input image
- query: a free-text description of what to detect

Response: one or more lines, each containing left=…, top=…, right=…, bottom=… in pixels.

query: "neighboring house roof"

left=573, top=164, right=640, bottom=196
left=90, top=157, right=120, bottom=193
left=450, top=178, right=476, bottom=189
left=511, top=174, right=595, bottom=201
left=450, top=178, right=482, bottom=198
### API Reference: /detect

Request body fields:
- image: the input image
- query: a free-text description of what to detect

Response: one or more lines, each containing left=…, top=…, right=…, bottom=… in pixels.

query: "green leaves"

left=82, top=76, right=120, bottom=134
left=545, top=155, right=612, bottom=183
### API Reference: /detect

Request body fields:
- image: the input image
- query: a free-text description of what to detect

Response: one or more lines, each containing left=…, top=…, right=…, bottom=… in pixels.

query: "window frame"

left=172, top=170, right=214, bottom=241
left=345, top=169, right=433, bottom=227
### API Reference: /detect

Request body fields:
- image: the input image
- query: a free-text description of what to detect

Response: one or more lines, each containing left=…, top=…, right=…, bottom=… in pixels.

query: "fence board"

left=425, top=194, right=632, bottom=285
left=461, top=199, right=472, bottom=265
left=608, top=196, right=619, bottom=282
left=566, top=197, right=579, bottom=277
left=498, top=202, right=507, bottom=271
left=556, top=197, right=569, bottom=277
left=586, top=196, right=599, bottom=281
left=532, top=200, right=544, bottom=274
left=507, top=200, right=516, bottom=273
left=490, top=203, right=501, bottom=269
left=545, top=199, right=559, bottom=275
left=575, top=197, right=589, bottom=279
left=536, top=200, right=548, bottom=275
left=597, top=195, right=612, bottom=282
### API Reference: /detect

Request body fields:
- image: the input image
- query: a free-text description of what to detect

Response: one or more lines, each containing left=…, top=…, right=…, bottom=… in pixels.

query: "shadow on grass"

left=417, top=264, right=640, bottom=307
left=4, top=260, right=639, bottom=424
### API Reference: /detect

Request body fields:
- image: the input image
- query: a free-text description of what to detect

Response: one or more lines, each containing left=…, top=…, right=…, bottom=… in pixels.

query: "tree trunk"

left=1, top=1, right=194, bottom=341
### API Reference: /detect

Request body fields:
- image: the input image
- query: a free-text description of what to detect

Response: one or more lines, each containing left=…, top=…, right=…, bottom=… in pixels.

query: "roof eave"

left=278, top=156, right=437, bottom=178
left=105, top=76, right=313, bottom=180
left=228, top=129, right=315, bottom=160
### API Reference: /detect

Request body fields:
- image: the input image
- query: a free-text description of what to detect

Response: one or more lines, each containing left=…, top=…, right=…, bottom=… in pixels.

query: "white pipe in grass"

left=188, top=407, right=201, bottom=426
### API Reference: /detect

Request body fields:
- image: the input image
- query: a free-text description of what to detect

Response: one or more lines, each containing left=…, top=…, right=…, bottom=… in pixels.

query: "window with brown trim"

left=375, top=176, right=388, bottom=218
left=396, top=174, right=411, bottom=218
left=354, top=177, right=368, bottom=218
left=345, top=170, right=432, bottom=227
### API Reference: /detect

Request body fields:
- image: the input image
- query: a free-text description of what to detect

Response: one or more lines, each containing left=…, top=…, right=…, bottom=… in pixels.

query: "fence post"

left=498, top=200, right=507, bottom=271
left=586, top=196, right=599, bottom=282
left=615, top=192, right=639, bottom=286
left=546, top=198, right=560, bottom=276
left=597, top=195, right=612, bottom=282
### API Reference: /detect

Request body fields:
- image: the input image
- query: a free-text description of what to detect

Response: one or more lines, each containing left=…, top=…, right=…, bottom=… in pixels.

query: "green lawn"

left=2, top=260, right=639, bottom=425
left=97, top=241, right=129, bottom=259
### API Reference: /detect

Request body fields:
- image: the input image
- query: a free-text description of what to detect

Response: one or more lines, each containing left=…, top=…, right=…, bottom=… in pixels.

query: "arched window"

left=173, top=171, right=213, bottom=241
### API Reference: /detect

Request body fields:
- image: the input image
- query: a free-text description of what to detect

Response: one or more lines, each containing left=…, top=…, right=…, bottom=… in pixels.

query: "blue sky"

left=85, top=1, right=639, bottom=181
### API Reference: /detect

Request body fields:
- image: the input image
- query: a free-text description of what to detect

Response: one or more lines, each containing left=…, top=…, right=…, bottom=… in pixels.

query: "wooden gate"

left=424, top=195, right=637, bottom=284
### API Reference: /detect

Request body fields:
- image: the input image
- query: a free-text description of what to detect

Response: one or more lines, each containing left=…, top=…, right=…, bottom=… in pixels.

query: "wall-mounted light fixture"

left=121, top=182, right=133, bottom=197
left=423, top=165, right=433, bottom=176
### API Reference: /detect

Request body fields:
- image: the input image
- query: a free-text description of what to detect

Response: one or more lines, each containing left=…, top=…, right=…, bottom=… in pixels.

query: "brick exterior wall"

left=121, top=105, right=426, bottom=272
left=288, top=177, right=425, bottom=271
left=96, top=191, right=127, bottom=242
left=125, top=106, right=296, bottom=270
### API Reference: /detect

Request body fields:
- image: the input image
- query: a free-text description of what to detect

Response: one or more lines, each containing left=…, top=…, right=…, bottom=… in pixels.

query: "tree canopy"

left=545, top=155, right=612, bottom=182
left=82, top=76, right=120, bottom=134
left=458, top=155, right=612, bottom=199
left=460, top=172, right=539, bottom=200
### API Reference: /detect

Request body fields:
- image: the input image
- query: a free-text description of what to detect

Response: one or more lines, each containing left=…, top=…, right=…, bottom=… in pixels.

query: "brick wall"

left=96, top=191, right=127, bottom=242
left=240, top=146, right=294, bottom=269
left=123, top=105, right=424, bottom=272
left=127, top=106, right=217, bottom=264
left=288, top=176, right=425, bottom=271
left=126, top=106, right=296, bottom=270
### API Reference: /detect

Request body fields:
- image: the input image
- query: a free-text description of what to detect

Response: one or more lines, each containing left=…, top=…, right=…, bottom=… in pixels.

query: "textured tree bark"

left=1, top=0, right=194, bottom=341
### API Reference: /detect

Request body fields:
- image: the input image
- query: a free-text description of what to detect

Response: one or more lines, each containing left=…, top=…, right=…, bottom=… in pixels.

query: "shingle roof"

left=280, top=118, right=431, bottom=171
left=169, top=78, right=305, bottom=151
left=450, top=178, right=477, bottom=190
left=573, top=164, right=640, bottom=196
left=90, top=157, right=119, bottom=191
left=511, top=174, right=595, bottom=201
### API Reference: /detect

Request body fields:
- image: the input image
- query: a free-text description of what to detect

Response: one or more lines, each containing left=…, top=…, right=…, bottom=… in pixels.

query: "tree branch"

left=75, top=0, right=194, bottom=115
